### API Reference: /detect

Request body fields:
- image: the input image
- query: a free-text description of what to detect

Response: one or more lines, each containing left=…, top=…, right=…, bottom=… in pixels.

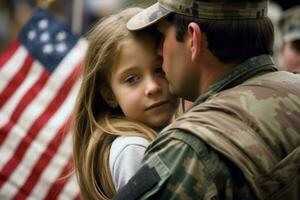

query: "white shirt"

left=109, top=136, right=150, bottom=191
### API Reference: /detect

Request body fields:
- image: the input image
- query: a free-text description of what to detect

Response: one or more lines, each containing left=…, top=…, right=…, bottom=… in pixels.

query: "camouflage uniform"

left=114, top=1, right=300, bottom=199
left=164, top=55, right=300, bottom=199
left=115, top=55, right=300, bottom=200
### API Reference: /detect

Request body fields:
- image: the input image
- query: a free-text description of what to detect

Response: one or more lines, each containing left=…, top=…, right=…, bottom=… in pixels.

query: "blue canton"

left=19, top=9, right=78, bottom=72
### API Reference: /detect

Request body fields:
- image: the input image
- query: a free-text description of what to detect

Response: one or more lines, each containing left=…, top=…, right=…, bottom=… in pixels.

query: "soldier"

left=279, top=6, right=300, bottom=73
left=115, top=0, right=300, bottom=199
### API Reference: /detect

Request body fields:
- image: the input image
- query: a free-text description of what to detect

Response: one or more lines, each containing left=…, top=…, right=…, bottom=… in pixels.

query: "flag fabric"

left=0, top=8, right=88, bottom=199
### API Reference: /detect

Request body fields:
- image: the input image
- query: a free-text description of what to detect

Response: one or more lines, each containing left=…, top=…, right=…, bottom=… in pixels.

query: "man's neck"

left=199, top=55, right=240, bottom=93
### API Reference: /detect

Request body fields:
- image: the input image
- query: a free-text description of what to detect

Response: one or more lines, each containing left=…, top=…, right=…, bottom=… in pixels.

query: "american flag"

left=0, top=9, right=87, bottom=199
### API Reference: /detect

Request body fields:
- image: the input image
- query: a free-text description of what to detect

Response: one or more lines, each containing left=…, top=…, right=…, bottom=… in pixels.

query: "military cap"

left=127, top=0, right=268, bottom=30
left=279, top=6, right=300, bottom=42
left=120, top=0, right=157, bottom=8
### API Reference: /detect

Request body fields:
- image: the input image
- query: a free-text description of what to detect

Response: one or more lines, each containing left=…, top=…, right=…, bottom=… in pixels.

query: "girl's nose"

left=145, top=79, right=162, bottom=96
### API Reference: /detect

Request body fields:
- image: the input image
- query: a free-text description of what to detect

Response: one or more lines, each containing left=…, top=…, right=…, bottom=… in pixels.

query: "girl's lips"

left=146, top=100, right=169, bottom=110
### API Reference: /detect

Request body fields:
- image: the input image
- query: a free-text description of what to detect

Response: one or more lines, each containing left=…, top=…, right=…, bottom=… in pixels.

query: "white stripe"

left=29, top=133, right=73, bottom=200
left=0, top=45, right=28, bottom=92
left=0, top=61, right=43, bottom=125
left=57, top=174, right=80, bottom=200
left=0, top=80, right=81, bottom=199
left=0, top=39, right=87, bottom=170
left=51, top=39, right=87, bottom=84
left=0, top=183, right=16, bottom=200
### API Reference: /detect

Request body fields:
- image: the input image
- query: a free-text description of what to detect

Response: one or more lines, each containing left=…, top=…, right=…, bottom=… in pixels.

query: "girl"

left=72, top=7, right=179, bottom=200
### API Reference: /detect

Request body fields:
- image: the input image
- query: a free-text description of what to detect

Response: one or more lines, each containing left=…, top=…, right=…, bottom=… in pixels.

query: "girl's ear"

left=187, top=22, right=202, bottom=61
left=100, top=86, right=118, bottom=108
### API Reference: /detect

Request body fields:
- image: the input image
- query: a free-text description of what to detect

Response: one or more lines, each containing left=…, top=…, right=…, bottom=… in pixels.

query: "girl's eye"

left=155, top=67, right=165, bottom=76
left=124, top=75, right=139, bottom=84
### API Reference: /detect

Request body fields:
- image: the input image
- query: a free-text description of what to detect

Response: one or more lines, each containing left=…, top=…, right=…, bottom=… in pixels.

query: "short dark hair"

left=166, top=13, right=274, bottom=63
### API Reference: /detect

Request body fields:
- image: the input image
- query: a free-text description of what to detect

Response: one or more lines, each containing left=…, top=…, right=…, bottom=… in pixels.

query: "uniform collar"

left=192, top=55, right=278, bottom=106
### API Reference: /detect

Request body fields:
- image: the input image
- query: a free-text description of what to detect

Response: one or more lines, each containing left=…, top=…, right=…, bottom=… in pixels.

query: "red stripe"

left=0, top=70, right=49, bottom=146
left=0, top=41, right=20, bottom=69
left=0, top=55, right=34, bottom=108
left=12, top=117, right=72, bottom=200
left=74, top=195, right=81, bottom=200
left=0, top=64, right=81, bottom=188
left=43, top=157, right=74, bottom=200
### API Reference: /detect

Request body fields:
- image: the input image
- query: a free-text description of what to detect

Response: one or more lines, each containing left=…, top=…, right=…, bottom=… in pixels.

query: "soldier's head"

left=127, top=0, right=274, bottom=100
left=279, top=6, right=300, bottom=73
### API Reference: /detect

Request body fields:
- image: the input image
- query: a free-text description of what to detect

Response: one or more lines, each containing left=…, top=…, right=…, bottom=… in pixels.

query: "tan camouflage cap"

left=127, top=0, right=268, bottom=31
left=279, top=6, right=300, bottom=42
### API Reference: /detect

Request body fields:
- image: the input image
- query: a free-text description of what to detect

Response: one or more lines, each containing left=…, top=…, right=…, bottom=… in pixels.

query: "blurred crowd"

left=0, top=0, right=156, bottom=52
left=0, top=0, right=299, bottom=71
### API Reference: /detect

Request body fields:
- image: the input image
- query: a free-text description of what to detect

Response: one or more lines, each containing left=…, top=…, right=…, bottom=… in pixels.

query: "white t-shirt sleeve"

left=109, top=136, right=150, bottom=191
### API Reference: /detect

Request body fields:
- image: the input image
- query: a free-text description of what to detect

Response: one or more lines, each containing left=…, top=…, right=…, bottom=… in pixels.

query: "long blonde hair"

left=73, top=8, right=159, bottom=200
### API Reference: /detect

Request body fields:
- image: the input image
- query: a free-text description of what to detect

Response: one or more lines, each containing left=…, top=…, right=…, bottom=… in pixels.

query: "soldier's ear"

left=100, top=86, right=118, bottom=108
left=187, top=22, right=201, bottom=61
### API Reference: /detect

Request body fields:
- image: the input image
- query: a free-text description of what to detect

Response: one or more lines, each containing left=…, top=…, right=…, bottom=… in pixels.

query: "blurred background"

left=0, top=0, right=299, bottom=63
left=0, top=0, right=157, bottom=52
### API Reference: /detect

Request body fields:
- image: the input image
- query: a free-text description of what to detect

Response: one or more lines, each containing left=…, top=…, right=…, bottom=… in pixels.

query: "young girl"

left=72, top=7, right=179, bottom=200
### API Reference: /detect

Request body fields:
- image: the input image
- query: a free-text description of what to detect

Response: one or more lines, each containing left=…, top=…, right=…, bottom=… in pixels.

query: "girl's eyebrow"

left=116, top=56, right=161, bottom=78
left=116, top=66, right=139, bottom=78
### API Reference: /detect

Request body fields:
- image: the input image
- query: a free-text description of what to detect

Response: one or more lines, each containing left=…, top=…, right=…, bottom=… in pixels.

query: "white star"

left=43, top=44, right=53, bottom=54
left=38, top=19, right=48, bottom=30
left=56, top=31, right=67, bottom=41
left=56, top=43, right=67, bottom=53
left=28, top=30, right=36, bottom=40
left=40, top=32, right=50, bottom=42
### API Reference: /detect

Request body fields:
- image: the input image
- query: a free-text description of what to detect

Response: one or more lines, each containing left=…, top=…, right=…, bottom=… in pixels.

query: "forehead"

left=111, top=37, right=158, bottom=72
left=119, top=36, right=155, bottom=58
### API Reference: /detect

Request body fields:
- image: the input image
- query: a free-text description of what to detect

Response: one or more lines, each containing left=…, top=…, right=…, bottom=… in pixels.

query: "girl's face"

left=106, top=36, right=179, bottom=130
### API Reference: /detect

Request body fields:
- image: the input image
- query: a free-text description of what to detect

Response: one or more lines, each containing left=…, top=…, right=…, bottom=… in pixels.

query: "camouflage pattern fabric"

left=168, top=75, right=300, bottom=199
left=115, top=55, right=300, bottom=200
left=120, top=0, right=157, bottom=9
left=127, top=0, right=268, bottom=30
left=279, top=6, right=300, bottom=42
left=139, top=130, right=256, bottom=199
left=127, top=3, right=171, bottom=31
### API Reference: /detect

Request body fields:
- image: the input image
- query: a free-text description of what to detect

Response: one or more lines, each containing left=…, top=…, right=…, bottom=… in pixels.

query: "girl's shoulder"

left=109, top=136, right=151, bottom=190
